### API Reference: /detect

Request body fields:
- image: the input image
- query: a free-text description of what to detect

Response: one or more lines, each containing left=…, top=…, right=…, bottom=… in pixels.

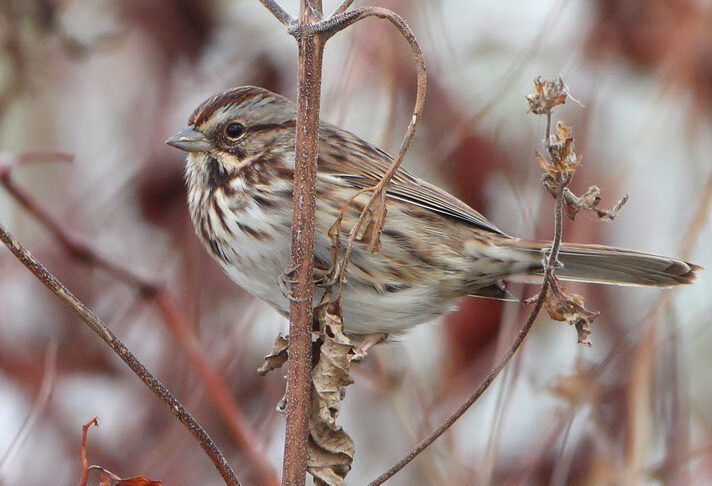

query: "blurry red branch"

left=0, top=342, right=57, bottom=475
left=0, top=221, right=240, bottom=485
left=0, top=152, right=278, bottom=485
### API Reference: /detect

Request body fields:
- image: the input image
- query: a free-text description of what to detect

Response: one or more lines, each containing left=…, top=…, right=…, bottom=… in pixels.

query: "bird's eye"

left=225, top=122, right=245, bottom=139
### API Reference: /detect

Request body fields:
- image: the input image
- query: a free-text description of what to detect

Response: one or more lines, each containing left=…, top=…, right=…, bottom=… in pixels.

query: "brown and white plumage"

left=167, top=86, right=699, bottom=334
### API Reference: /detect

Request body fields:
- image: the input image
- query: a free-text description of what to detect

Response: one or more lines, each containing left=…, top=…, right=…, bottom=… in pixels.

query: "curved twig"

left=0, top=223, right=241, bottom=486
left=367, top=181, right=566, bottom=486
left=303, top=6, right=427, bottom=299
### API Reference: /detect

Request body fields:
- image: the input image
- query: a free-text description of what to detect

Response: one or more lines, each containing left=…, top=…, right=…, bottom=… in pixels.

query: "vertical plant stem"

left=282, top=1, right=324, bottom=484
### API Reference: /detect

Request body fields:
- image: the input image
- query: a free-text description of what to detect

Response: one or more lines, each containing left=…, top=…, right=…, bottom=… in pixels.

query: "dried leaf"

left=562, top=187, right=628, bottom=221
left=308, top=409, right=354, bottom=486
left=526, top=77, right=567, bottom=114
left=547, top=121, right=580, bottom=179
left=355, top=196, right=387, bottom=254
left=257, top=334, right=289, bottom=375
left=544, top=284, right=599, bottom=346
left=307, top=303, right=355, bottom=485
left=554, top=120, right=572, bottom=145
left=305, top=296, right=385, bottom=485
left=79, top=417, right=99, bottom=486
left=536, top=119, right=582, bottom=187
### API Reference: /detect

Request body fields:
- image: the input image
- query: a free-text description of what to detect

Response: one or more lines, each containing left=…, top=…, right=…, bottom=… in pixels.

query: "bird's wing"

left=317, top=123, right=507, bottom=236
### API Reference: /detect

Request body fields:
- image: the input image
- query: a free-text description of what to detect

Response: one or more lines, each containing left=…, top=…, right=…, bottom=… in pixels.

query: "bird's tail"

left=504, top=240, right=700, bottom=287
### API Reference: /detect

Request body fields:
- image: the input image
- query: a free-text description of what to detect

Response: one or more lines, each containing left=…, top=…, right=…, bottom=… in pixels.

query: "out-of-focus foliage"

left=0, top=1, right=710, bottom=485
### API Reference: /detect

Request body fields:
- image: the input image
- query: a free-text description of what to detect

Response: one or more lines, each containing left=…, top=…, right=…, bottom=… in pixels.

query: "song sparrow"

left=167, top=86, right=698, bottom=334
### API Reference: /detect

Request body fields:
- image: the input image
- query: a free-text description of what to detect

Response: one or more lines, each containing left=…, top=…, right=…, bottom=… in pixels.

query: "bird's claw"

left=315, top=273, right=339, bottom=289
left=279, top=265, right=309, bottom=303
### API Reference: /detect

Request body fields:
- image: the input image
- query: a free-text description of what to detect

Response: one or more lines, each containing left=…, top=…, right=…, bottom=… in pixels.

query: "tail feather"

left=507, top=241, right=700, bottom=287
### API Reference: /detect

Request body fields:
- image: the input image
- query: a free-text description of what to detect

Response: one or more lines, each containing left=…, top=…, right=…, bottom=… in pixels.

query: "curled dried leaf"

left=549, top=122, right=580, bottom=178
left=306, top=295, right=386, bottom=485
left=308, top=301, right=356, bottom=485
left=79, top=417, right=99, bottom=486
left=526, top=77, right=567, bottom=114
left=544, top=283, right=599, bottom=346
left=562, top=187, right=628, bottom=221
left=536, top=120, right=581, bottom=189
left=257, top=334, right=289, bottom=375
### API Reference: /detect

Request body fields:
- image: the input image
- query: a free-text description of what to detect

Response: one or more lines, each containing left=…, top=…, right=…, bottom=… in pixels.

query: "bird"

left=166, top=86, right=698, bottom=335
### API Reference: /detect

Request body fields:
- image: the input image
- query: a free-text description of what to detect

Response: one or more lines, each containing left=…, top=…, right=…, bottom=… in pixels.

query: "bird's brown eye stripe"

left=246, top=120, right=297, bottom=133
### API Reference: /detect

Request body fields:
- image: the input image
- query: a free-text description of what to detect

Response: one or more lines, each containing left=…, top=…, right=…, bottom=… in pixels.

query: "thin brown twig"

left=0, top=169, right=158, bottom=293
left=0, top=153, right=279, bottom=484
left=367, top=87, right=569, bottom=486
left=367, top=260, right=555, bottom=485
left=0, top=223, right=240, bottom=486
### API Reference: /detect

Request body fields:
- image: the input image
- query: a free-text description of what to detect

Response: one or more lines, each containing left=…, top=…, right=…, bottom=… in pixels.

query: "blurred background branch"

left=0, top=0, right=709, bottom=484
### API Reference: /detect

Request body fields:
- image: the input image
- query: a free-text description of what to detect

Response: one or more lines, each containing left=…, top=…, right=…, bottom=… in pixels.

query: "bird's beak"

left=166, top=126, right=212, bottom=153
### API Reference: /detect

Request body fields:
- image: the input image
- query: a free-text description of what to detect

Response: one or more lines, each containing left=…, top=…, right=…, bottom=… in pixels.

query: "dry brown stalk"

left=279, top=2, right=325, bottom=484
left=256, top=2, right=427, bottom=484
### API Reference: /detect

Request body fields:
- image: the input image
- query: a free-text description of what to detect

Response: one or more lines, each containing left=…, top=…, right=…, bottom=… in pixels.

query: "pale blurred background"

left=0, top=0, right=711, bottom=485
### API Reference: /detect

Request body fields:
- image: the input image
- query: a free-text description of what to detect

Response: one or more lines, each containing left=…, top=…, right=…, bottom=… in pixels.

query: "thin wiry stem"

left=0, top=223, right=241, bottom=486
left=367, top=104, right=569, bottom=486
left=367, top=282, right=552, bottom=485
